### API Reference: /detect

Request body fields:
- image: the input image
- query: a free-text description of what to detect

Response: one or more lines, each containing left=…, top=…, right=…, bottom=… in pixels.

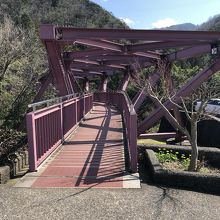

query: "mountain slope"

left=164, top=23, right=198, bottom=31
left=0, top=0, right=127, bottom=29
left=199, top=14, right=220, bottom=31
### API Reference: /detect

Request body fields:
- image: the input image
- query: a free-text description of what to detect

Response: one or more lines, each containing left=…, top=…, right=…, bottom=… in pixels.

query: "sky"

left=91, top=0, right=220, bottom=29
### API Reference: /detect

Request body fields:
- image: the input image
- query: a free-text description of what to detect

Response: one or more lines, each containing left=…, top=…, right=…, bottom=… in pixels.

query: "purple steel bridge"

left=25, top=25, right=220, bottom=187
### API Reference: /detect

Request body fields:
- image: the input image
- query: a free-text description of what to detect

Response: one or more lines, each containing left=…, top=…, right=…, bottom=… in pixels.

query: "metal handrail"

left=29, top=91, right=91, bottom=111
left=118, top=90, right=135, bottom=113
left=97, top=90, right=135, bottom=114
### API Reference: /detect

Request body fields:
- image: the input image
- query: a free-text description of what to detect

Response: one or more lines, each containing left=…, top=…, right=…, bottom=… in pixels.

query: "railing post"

left=76, top=97, right=78, bottom=123
left=83, top=93, right=85, bottom=116
left=129, top=107, right=137, bottom=172
left=60, top=102, right=64, bottom=142
left=27, top=112, right=37, bottom=172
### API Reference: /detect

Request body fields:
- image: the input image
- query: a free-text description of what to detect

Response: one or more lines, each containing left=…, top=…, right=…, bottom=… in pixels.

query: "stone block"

left=0, top=166, right=10, bottom=184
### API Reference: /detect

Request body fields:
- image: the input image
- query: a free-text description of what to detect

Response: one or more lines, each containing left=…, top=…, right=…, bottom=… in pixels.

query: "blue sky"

left=91, top=0, right=220, bottom=29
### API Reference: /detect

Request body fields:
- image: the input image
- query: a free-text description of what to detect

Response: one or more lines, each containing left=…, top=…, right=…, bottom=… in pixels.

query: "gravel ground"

left=0, top=179, right=220, bottom=220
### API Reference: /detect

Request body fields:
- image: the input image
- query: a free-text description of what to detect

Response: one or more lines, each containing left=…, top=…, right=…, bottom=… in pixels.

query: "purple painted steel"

left=132, top=51, right=161, bottom=59
left=129, top=41, right=210, bottom=52
left=66, top=51, right=149, bottom=62
left=33, top=73, right=52, bottom=102
left=74, top=39, right=162, bottom=58
left=94, top=91, right=137, bottom=172
left=40, top=24, right=220, bottom=86
left=118, top=72, right=130, bottom=91
left=64, top=49, right=117, bottom=59
left=137, top=57, right=220, bottom=135
left=40, top=24, right=56, bottom=40
left=167, top=44, right=212, bottom=61
left=69, top=73, right=82, bottom=93
left=74, top=39, right=123, bottom=52
left=45, top=42, right=72, bottom=95
left=70, top=63, right=126, bottom=71
left=55, top=26, right=220, bottom=41
left=27, top=93, right=93, bottom=171
left=73, top=59, right=100, bottom=65
left=26, top=113, right=38, bottom=171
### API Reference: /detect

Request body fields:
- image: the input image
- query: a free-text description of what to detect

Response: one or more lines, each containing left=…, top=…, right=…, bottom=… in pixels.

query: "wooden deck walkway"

left=16, top=102, right=140, bottom=188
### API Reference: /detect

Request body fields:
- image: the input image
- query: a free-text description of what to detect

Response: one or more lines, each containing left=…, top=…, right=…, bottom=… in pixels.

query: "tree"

left=131, top=60, right=220, bottom=171
left=0, top=13, right=47, bottom=128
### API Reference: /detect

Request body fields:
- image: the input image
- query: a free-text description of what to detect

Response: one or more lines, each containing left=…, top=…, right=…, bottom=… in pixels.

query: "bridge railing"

left=27, top=92, right=93, bottom=171
left=94, top=91, right=137, bottom=172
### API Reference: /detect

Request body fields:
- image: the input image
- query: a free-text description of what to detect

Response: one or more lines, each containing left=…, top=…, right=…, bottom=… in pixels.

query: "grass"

left=137, top=138, right=165, bottom=145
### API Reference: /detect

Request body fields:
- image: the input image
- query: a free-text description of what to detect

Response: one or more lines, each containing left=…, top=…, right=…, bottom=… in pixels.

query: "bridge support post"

left=98, top=74, right=108, bottom=92
left=26, top=113, right=37, bottom=172
left=82, top=77, right=89, bottom=92
left=130, top=110, right=137, bottom=172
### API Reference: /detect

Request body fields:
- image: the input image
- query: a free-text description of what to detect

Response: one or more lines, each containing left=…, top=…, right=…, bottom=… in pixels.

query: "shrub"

left=0, top=128, right=27, bottom=165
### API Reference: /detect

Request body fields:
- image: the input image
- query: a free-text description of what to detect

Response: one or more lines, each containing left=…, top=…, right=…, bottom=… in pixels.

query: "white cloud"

left=152, top=18, right=178, bottom=28
left=101, top=0, right=108, bottom=2
left=120, top=18, right=135, bottom=26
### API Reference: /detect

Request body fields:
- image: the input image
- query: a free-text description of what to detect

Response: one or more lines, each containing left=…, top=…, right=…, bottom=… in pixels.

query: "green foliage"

left=0, top=15, right=46, bottom=128
left=156, top=149, right=190, bottom=170
left=108, top=73, right=123, bottom=91
left=0, top=0, right=127, bottom=29
left=0, top=128, right=26, bottom=165
left=199, top=14, right=220, bottom=31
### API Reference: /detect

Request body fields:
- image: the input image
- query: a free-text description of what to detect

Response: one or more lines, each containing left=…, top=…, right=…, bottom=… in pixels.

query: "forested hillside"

left=199, top=14, right=220, bottom=31
left=0, top=0, right=126, bottom=29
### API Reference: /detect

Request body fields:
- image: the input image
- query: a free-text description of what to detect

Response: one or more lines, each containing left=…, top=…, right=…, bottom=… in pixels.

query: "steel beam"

left=128, top=41, right=209, bottom=52
left=69, top=73, right=82, bottom=92
left=73, top=39, right=162, bottom=59
left=74, top=39, right=123, bottom=52
left=64, top=49, right=117, bottom=59
left=167, top=44, right=213, bottom=61
left=71, top=62, right=126, bottom=70
left=118, top=71, right=130, bottom=91
left=132, top=51, right=161, bottom=59
left=73, top=59, right=100, bottom=65
left=33, top=73, right=52, bottom=103
left=70, top=65, right=124, bottom=72
left=73, top=72, right=103, bottom=77
left=137, top=57, right=220, bottom=135
left=54, top=26, right=220, bottom=41
left=45, top=42, right=72, bottom=95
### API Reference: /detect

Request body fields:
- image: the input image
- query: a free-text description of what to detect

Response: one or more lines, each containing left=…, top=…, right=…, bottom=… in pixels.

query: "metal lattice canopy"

left=40, top=24, right=220, bottom=97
